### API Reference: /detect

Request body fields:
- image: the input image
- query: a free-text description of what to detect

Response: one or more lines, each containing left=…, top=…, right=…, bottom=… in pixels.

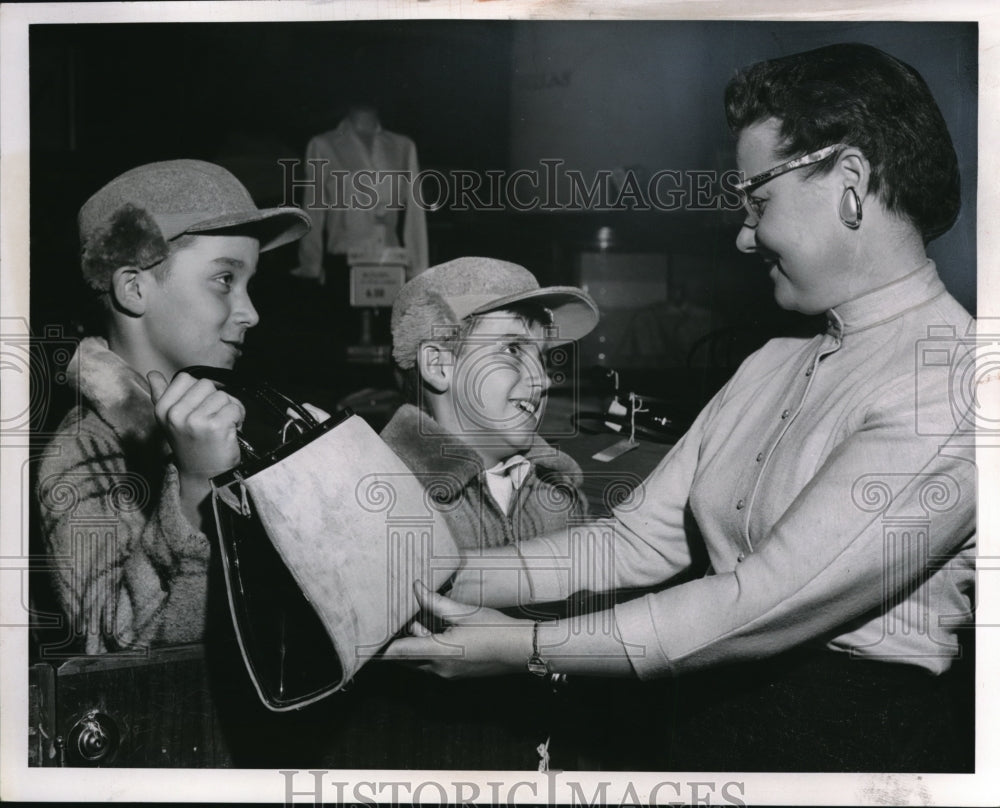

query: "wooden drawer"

left=29, top=644, right=233, bottom=767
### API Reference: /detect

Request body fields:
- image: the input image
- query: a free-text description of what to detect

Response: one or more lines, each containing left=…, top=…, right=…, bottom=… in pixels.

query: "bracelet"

left=526, top=620, right=549, bottom=677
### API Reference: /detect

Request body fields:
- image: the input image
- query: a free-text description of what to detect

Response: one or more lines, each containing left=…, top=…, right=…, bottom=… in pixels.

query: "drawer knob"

left=68, top=711, right=119, bottom=764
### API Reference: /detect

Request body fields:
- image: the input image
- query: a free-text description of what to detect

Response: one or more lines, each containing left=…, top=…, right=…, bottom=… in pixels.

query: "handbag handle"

left=177, top=365, right=322, bottom=460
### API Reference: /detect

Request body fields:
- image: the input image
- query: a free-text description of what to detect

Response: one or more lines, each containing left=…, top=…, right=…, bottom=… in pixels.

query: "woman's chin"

left=770, top=276, right=797, bottom=311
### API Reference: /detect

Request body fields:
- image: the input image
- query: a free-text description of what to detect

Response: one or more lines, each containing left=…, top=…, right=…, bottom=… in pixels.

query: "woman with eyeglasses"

left=385, top=43, right=976, bottom=772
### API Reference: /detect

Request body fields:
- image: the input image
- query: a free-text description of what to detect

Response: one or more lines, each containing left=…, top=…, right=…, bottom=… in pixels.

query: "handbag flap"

left=221, top=414, right=461, bottom=707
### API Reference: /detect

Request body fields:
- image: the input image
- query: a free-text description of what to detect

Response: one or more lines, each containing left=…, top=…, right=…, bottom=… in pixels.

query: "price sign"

left=349, top=264, right=406, bottom=308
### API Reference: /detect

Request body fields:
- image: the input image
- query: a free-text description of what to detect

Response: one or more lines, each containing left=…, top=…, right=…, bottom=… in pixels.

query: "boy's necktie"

left=484, top=455, right=531, bottom=514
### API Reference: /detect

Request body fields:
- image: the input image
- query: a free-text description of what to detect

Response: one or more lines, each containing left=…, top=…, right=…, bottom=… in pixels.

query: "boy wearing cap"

left=337, top=257, right=598, bottom=770
left=36, top=160, right=309, bottom=653
left=382, top=256, right=599, bottom=549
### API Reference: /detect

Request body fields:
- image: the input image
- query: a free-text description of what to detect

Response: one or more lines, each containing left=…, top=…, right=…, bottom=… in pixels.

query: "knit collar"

left=380, top=404, right=583, bottom=499
left=68, top=336, right=158, bottom=443
left=826, top=260, right=946, bottom=338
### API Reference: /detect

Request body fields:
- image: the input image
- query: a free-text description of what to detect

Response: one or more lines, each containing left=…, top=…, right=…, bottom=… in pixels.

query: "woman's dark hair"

left=725, top=43, right=960, bottom=243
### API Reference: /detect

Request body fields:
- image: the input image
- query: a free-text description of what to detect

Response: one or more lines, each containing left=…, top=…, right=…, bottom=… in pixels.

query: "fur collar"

left=69, top=336, right=158, bottom=443
left=380, top=404, right=583, bottom=499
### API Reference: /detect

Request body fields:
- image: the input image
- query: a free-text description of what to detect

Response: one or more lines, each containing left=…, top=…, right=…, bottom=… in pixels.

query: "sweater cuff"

left=517, top=537, right=572, bottom=604
left=613, top=594, right=672, bottom=680
left=157, top=465, right=211, bottom=560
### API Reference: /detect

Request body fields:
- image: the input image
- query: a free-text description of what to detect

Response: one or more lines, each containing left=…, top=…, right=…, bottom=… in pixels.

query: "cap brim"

left=466, top=286, right=600, bottom=343
left=154, top=207, right=311, bottom=252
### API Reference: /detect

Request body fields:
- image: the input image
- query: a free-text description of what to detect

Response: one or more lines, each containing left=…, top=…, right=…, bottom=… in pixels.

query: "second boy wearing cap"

left=37, top=160, right=310, bottom=653
left=382, top=256, right=599, bottom=550
left=322, top=257, right=600, bottom=770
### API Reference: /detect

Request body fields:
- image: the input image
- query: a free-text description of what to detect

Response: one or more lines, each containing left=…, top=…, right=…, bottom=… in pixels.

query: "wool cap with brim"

left=79, top=159, right=311, bottom=291
left=391, top=256, right=599, bottom=369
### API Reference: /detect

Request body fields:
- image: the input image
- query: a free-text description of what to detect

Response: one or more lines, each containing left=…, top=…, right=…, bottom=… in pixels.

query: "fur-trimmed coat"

left=37, top=337, right=210, bottom=653
left=380, top=404, right=588, bottom=549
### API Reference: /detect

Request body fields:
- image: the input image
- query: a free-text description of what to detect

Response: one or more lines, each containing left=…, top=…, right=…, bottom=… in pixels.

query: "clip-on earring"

left=839, top=187, right=862, bottom=229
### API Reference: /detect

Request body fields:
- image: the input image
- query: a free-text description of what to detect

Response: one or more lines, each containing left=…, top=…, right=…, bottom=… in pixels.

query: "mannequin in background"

left=294, top=104, right=429, bottom=285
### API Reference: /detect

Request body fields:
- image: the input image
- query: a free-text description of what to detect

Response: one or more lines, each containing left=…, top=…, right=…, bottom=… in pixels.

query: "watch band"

left=527, top=620, right=549, bottom=676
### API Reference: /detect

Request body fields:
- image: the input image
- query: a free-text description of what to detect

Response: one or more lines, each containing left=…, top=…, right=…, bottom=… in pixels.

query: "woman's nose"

left=736, top=221, right=758, bottom=254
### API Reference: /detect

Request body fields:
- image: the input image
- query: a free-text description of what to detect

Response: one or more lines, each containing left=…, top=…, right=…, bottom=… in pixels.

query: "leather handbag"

left=183, top=367, right=461, bottom=711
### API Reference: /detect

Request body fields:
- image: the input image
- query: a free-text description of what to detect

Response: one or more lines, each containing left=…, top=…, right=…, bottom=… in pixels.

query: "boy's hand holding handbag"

left=181, top=367, right=461, bottom=711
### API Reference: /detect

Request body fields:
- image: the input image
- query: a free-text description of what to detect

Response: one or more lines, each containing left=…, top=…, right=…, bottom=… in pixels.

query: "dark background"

left=29, top=20, right=978, bottom=419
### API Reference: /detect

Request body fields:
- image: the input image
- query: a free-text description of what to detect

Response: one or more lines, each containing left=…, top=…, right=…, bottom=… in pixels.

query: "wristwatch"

left=527, top=621, right=549, bottom=676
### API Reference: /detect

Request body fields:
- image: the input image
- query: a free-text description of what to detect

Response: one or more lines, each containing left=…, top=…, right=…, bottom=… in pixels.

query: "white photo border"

left=1, top=1, right=998, bottom=805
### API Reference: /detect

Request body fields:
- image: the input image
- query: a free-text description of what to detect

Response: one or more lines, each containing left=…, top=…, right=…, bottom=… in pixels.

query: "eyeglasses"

left=735, top=144, right=845, bottom=226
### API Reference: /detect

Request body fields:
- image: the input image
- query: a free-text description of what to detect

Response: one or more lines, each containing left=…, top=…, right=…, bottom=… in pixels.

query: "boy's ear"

left=416, top=342, right=453, bottom=393
left=110, top=266, right=149, bottom=316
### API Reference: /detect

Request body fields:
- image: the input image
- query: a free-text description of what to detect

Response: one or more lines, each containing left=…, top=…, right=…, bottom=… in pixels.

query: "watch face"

left=527, top=656, right=548, bottom=676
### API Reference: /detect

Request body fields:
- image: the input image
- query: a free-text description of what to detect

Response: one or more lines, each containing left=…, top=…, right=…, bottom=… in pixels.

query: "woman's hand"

left=382, top=582, right=534, bottom=679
